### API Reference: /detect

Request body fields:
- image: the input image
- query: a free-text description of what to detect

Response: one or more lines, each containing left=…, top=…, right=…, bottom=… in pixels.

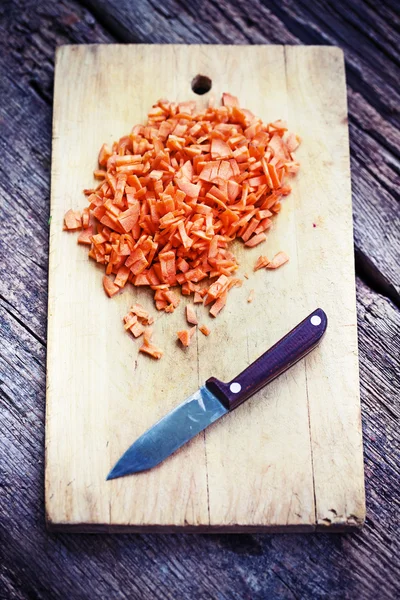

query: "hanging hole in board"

left=191, top=74, right=212, bottom=95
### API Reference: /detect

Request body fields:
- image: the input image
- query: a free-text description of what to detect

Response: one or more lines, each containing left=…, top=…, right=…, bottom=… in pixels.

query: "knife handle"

left=205, top=308, right=327, bottom=411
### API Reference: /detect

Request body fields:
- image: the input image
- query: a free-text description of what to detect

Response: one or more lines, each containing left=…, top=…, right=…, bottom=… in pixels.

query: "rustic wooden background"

left=0, top=0, right=399, bottom=598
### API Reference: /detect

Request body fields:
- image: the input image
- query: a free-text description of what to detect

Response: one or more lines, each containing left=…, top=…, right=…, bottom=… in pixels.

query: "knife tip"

left=106, top=466, right=122, bottom=481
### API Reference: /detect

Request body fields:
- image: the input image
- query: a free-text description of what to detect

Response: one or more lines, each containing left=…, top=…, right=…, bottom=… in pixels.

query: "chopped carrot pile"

left=65, top=94, right=300, bottom=358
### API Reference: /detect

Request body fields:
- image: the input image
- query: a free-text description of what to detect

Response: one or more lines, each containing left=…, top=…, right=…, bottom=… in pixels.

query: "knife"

left=107, top=308, right=327, bottom=480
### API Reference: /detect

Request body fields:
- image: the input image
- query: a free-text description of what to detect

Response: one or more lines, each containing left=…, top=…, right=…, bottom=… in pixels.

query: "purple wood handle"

left=205, top=308, right=327, bottom=411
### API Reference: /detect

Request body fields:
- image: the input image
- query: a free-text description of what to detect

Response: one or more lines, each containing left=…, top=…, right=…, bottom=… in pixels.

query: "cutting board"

left=46, top=44, right=365, bottom=532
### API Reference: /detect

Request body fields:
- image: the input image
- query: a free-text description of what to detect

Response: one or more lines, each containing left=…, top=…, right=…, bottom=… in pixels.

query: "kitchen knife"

left=107, top=308, right=327, bottom=480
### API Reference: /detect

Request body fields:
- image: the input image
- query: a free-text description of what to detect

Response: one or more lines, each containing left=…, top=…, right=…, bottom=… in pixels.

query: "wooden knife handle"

left=205, top=308, right=327, bottom=411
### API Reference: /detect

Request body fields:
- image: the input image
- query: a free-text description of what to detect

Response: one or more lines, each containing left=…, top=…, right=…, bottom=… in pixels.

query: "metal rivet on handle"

left=310, top=315, right=322, bottom=326
left=230, top=382, right=242, bottom=394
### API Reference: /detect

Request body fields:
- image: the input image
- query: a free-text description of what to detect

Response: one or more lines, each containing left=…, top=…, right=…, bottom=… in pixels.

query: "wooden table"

left=0, top=0, right=399, bottom=597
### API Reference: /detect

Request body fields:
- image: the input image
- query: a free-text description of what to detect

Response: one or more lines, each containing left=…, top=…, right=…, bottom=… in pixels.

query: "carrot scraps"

left=65, top=94, right=300, bottom=358
left=199, top=324, right=211, bottom=336
left=254, top=255, right=270, bottom=271
left=103, top=275, right=119, bottom=297
left=266, top=251, right=289, bottom=269
left=177, top=326, right=196, bottom=347
left=64, top=209, right=82, bottom=231
left=140, top=338, right=163, bottom=359
left=247, top=289, right=255, bottom=303
left=186, top=304, right=198, bottom=325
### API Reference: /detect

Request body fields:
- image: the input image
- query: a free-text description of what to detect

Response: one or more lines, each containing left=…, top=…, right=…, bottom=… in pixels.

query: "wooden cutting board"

left=46, top=44, right=365, bottom=532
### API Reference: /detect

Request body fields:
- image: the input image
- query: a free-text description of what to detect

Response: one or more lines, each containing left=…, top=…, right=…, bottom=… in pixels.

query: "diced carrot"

left=98, top=144, right=112, bottom=167
left=139, top=341, right=163, bottom=359
left=186, top=304, right=198, bottom=325
left=222, top=93, right=239, bottom=107
left=266, top=251, right=289, bottom=269
left=78, top=226, right=93, bottom=245
left=211, top=138, right=232, bottom=160
left=209, top=292, right=227, bottom=317
left=163, top=290, right=180, bottom=309
left=103, top=275, right=119, bottom=297
left=244, top=233, right=267, bottom=247
left=254, top=255, right=270, bottom=271
left=64, top=209, right=82, bottom=230
left=114, top=265, right=130, bottom=288
left=130, top=303, right=154, bottom=324
left=130, top=320, right=145, bottom=338
left=65, top=93, right=299, bottom=357
left=177, top=326, right=196, bottom=347
left=199, top=324, right=211, bottom=336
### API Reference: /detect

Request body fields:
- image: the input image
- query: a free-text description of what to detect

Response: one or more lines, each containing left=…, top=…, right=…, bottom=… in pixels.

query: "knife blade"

left=107, top=308, right=327, bottom=480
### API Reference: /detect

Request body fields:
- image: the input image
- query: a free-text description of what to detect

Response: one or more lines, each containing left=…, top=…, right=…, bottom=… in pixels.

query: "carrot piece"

left=199, top=324, right=211, bottom=336
left=177, top=326, right=196, bottom=347
left=103, top=275, right=119, bottom=297
left=211, top=138, right=232, bottom=160
left=130, top=319, right=145, bottom=338
left=244, top=233, right=267, bottom=247
left=209, top=292, right=227, bottom=317
left=130, top=303, right=154, bottom=324
left=98, top=144, right=112, bottom=167
left=247, top=289, right=255, bottom=303
left=163, top=290, right=180, bottom=309
left=207, top=274, right=229, bottom=300
left=266, top=251, right=289, bottom=269
left=222, top=93, right=239, bottom=107
left=254, top=255, right=270, bottom=271
left=114, top=265, right=130, bottom=288
left=64, top=209, right=82, bottom=230
left=78, top=226, right=93, bottom=245
left=186, top=304, right=198, bottom=325
left=140, top=340, right=163, bottom=359
left=193, top=291, right=203, bottom=303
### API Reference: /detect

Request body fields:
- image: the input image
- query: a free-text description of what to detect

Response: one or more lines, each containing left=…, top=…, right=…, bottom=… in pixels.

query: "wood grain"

left=1, top=0, right=399, bottom=597
left=46, top=44, right=364, bottom=531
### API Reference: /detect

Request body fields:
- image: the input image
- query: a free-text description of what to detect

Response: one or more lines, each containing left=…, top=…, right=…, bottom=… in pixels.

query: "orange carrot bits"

left=199, top=325, right=211, bottom=336
left=159, top=251, right=177, bottom=285
left=65, top=93, right=300, bottom=359
left=222, top=93, right=239, bottom=107
left=63, top=209, right=82, bottom=231
left=266, top=251, right=289, bottom=269
left=209, top=292, right=228, bottom=317
left=207, top=275, right=229, bottom=300
left=114, top=265, right=130, bottom=288
left=254, top=255, right=270, bottom=271
left=140, top=337, right=163, bottom=359
left=211, top=138, right=232, bottom=160
left=244, top=233, right=267, bottom=248
left=103, top=275, right=119, bottom=297
left=186, top=304, right=198, bottom=325
left=177, top=326, right=196, bottom=348
left=98, top=144, right=112, bottom=167
left=78, top=226, right=93, bottom=245
left=127, top=316, right=145, bottom=338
